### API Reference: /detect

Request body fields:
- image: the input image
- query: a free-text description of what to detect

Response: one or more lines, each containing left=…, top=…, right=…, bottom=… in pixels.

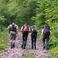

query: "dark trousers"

left=43, top=35, right=49, bottom=49
left=21, top=32, right=29, bottom=49
left=31, top=36, right=36, bottom=49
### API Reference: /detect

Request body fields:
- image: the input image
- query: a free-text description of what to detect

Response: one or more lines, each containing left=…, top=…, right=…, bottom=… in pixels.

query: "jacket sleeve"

left=7, top=25, right=12, bottom=29
left=21, top=26, right=23, bottom=31
left=42, top=29, right=44, bottom=34
left=28, top=25, right=30, bottom=31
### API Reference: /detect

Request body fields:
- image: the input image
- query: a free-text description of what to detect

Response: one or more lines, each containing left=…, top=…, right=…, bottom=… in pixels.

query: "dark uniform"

left=31, top=29, right=37, bottom=49
left=21, top=24, right=30, bottom=49
left=22, top=31, right=29, bottom=49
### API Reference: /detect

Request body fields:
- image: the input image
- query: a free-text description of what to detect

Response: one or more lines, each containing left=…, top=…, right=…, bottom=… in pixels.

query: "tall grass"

left=0, top=28, right=8, bottom=51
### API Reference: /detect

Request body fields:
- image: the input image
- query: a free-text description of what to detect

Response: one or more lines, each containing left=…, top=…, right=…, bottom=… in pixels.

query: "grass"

left=0, top=28, right=8, bottom=52
left=49, top=36, right=58, bottom=58
left=50, top=46, right=58, bottom=58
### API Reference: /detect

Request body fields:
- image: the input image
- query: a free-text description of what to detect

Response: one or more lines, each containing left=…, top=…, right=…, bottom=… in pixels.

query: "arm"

left=29, top=27, right=31, bottom=32
left=41, top=29, right=44, bottom=35
left=7, top=25, right=12, bottom=33
left=21, top=26, right=23, bottom=32
left=16, top=25, right=19, bottom=32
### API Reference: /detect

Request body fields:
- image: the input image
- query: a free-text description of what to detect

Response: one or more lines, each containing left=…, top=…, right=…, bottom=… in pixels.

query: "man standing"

left=8, top=22, right=19, bottom=48
left=42, top=23, right=50, bottom=50
left=31, top=26, right=37, bottom=49
left=21, top=23, right=30, bottom=49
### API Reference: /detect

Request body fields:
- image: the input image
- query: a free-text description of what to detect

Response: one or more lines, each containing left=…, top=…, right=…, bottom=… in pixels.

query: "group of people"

left=21, top=23, right=37, bottom=49
left=8, top=22, right=50, bottom=50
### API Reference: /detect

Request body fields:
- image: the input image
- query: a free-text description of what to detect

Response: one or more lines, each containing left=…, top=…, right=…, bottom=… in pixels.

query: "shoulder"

left=42, top=29, right=44, bottom=32
left=9, top=24, right=12, bottom=27
left=8, top=24, right=12, bottom=29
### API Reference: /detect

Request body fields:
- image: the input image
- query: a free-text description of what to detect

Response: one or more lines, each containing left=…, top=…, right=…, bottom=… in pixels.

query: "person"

left=8, top=22, right=19, bottom=48
left=8, top=22, right=19, bottom=40
left=21, top=23, right=30, bottom=49
left=31, top=26, right=37, bottom=49
left=42, top=23, right=50, bottom=50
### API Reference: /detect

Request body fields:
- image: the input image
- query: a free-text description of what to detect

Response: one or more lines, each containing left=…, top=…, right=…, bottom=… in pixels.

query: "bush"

left=0, top=28, right=8, bottom=51
left=53, top=29, right=58, bottom=38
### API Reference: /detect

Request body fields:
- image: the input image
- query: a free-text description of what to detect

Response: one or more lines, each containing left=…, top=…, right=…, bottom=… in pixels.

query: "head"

left=32, top=25, right=36, bottom=30
left=12, top=22, right=15, bottom=26
left=44, top=23, right=48, bottom=28
left=24, top=23, right=28, bottom=26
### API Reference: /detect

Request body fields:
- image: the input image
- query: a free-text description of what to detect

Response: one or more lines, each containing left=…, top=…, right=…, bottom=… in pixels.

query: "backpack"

left=23, top=25, right=29, bottom=32
left=31, top=30, right=37, bottom=37
left=10, top=25, right=16, bottom=32
left=43, top=28, right=50, bottom=36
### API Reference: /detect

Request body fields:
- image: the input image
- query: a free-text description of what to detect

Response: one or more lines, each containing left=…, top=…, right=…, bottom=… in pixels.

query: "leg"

left=13, top=34, right=16, bottom=40
left=43, top=37, right=45, bottom=49
left=23, top=36, right=26, bottom=49
left=45, top=37, right=49, bottom=50
left=34, top=38, right=36, bottom=49
left=11, top=41, right=15, bottom=48
left=24, top=32, right=28, bottom=49
left=21, top=32, right=25, bottom=49
left=33, top=37, right=36, bottom=49
left=14, top=34, right=16, bottom=40
left=31, top=37, right=33, bottom=49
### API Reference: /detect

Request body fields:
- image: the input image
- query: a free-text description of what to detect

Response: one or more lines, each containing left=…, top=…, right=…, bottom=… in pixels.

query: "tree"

left=34, top=0, right=58, bottom=28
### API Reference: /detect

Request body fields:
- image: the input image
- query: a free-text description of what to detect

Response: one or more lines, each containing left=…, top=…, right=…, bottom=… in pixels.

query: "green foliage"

left=0, top=0, right=37, bottom=26
left=53, top=30, right=58, bottom=38
left=0, top=0, right=58, bottom=57
left=50, top=46, right=58, bottom=58
left=34, top=0, right=58, bottom=28
left=0, top=28, right=8, bottom=51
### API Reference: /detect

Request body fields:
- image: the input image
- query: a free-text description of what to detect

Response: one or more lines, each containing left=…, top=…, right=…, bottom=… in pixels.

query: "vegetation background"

left=0, top=0, right=58, bottom=58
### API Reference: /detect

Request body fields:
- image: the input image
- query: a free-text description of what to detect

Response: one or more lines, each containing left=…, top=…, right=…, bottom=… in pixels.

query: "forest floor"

left=0, top=32, right=52, bottom=58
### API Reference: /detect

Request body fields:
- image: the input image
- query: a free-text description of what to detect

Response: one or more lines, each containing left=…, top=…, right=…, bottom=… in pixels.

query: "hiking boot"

left=11, top=43, right=15, bottom=48
left=21, top=45, right=26, bottom=49
left=46, top=47, right=49, bottom=50
left=21, top=45, right=23, bottom=48
left=43, top=46, right=45, bottom=49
